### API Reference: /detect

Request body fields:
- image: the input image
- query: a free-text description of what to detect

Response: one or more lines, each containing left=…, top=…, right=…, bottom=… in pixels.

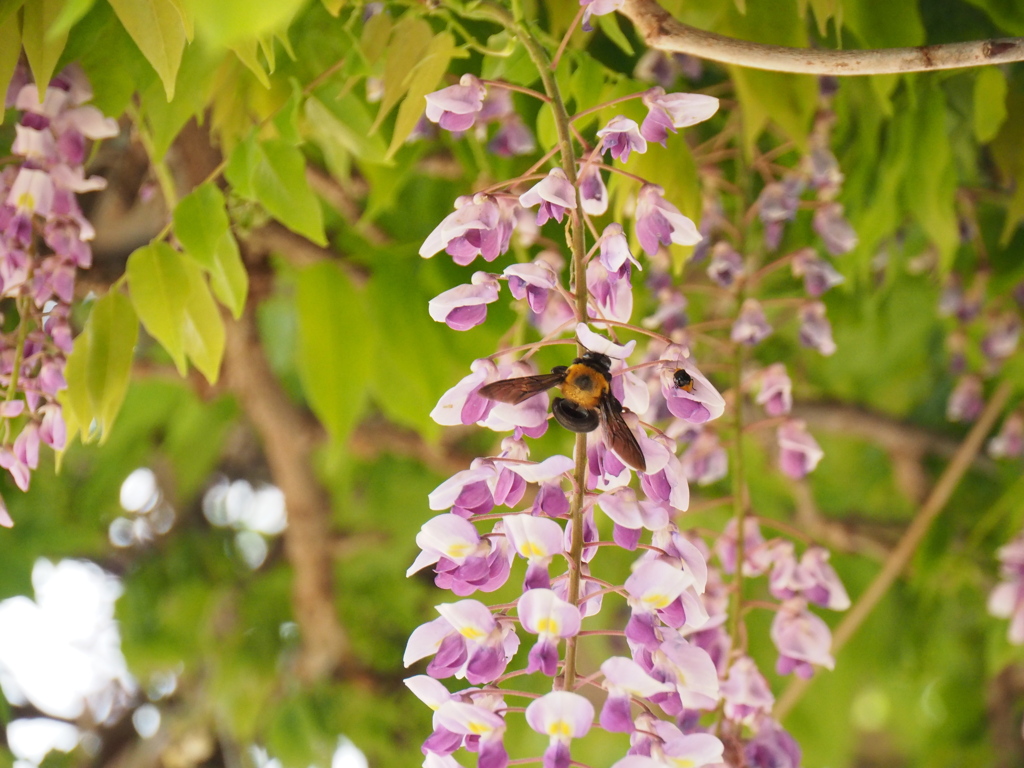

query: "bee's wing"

left=477, top=372, right=565, bottom=405
left=599, top=395, right=647, bottom=472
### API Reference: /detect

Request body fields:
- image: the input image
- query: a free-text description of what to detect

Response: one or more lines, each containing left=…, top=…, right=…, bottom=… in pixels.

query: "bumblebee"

left=478, top=351, right=646, bottom=472
left=673, top=369, right=695, bottom=392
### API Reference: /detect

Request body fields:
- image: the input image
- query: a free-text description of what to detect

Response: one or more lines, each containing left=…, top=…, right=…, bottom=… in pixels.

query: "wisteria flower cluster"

left=0, top=66, right=116, bottom=526
left=402, top=15, right=861, bottom=766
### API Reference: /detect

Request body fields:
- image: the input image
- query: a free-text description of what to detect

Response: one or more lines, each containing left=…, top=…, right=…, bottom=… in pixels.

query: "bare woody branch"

left=620, top=0, right=1024, bottom=75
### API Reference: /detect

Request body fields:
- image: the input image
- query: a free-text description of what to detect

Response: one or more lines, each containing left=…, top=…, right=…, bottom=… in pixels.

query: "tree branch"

left=222, top=306, right=350, bottom=682
left=774, top=379, right=1013, bottom=719
left=620, top=0, right=1024, bottom=75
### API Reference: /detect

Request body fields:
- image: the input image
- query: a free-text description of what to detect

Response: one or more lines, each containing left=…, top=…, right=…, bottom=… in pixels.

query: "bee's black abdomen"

left=552, top=397, right=601, bottom=433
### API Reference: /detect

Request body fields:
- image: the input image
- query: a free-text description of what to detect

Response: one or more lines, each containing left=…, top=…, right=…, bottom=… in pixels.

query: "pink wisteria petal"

left=501, top=454, right=574, bottom=483
left=436, top=700, right=505, bottom=738
left=575, top=323, right=636, bottom=359
left=525, top=691, right=594, bottom=740
left=625, top=559, right=693, bottom=610
left=428, top=466, right=497, bottom=510
left=518, top=588, right=581, bottom=638
left=601, top=656, right=675, bottom=697
left=662, top=733, right=725, bottom=768
left=408, top=514, right=482, bottom=576
left=404, top=616, right=455, bottom=666
left=503, top=514, right=565, bottom=561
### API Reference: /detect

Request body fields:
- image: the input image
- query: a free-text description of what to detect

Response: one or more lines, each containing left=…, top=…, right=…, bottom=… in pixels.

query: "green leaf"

left=230, top=39, right=270, bottom=89
left=295, top=262, right=373, bottom=443
left=250, top=139, right=327, bottom=246
left=22, top=0, right=69, bottom=92
left=720, top=0, right=816, bottom=150
left=0, top=19, right=20, bottom=125
left=126, top=242, right=190, bottom=374
left=386, top=31, right=458, bottom=160
left=321, top=0, right=344, bottom=16
left=224, top=133, right=257, bottom=199
left=182, top=0, right=305, bottom=46
left=108, top=0, right=187, bottom=100
left=307, top=93, right=389, bottom=167
left=173, top=183, right=249, bottom=318
left=902, top=81, right=959, bottom=271
left=180, top=258, right=226, bottom=383
left=139, top=40, right=214, bottom=158
left=372, top=15, right=433, bottom=133
left=61, top=292, right=138, bottom=444
left=48, top=0, right=95, bottom=37
left=85, top=292, right=139, bottom=441
left=973, top=67, right=1007, bottom=144
left=595, top=12, right=634, bottom=56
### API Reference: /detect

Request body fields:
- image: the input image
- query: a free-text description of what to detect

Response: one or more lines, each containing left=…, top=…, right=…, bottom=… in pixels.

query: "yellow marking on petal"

left=521, top=542, right=546, bottom=558
left=536, top=618, right=558, bottom=634
left=668, top=759, right=695, bottom=768
left=547, top=720, right=572, bottom=738
left=468, top=721, right=492, bottom=736
left=446, top=542, right=471, bottom=558
left=645, top=593, right=671, bottom=609
left=16, top=192, right=34, bottom=210
left=460, top=626, right=485, bottom=640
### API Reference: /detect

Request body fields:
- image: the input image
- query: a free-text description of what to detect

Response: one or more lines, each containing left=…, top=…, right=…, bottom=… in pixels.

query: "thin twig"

left=774, top=379, right=1014, bottom=719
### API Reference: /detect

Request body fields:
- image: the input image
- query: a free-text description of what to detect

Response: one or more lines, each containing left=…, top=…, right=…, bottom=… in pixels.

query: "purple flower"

left=770, top=598, right=835, bottom=678
left=813, top=202, right=858, bottom=255
left=587, top=258, right=633, bottom=324
left=598, top=223, right=640, bottom=272
left=635, top=184, right=701, bottom=256
left=990, top=412, right=1024, bottom=459
left=720, top=656, right=774, bottom=725
left=755, top=363, right=792, bottom=416
left=518, top=589, right=581, bottom=676
left=578, top=161, right=608, bottom=215
left=650, top=634, right=721, bottom=712
left=758, top=179, right=803, bottom=250
left=804, top=146, right=844, bottom=196
left=791, top=247, right=844, bottom=296
left=639, top=87, right=719, bottom=145
left=716, top=519, right=772, bottom=577
left=662, top=733, right=725, bottom=768
left=420, top=194, right=517, bottom=264
left=597, top=116, right=647, bottom=162
left=519, top=168, right=577, bottom=226
left=581, top=0, right=625, bottom=31
left=659, top=360, right=725, bottom=424
left=407, top=514, right=511, bottom=595
left=798, top=301, right=837, bottom=355
left=947, top=374, right=983, bottom=423
left=731, top=299, right=772, bottom=346
left=489, top=115, right=536, bottom=157
left=425, top=74, right=487, bottom=132
left=745, top=718, right=802, bottom=768
left=777, top=420, right=824, bottom=479
left=525, top=691, right=593, bottom=768
left=436, top=701, right=508, bottom=768
left=706, top=242, right=743, bottom=287
left=599, top=657, right=675, bottom=732
left=504, top=513, right=566, bottom=590
left=680, top=431, right=727, bottom=486
left=504, top=260, right=558, bottom=314
left=981, top=313, right=1021, bottom=364
left=989, top=531, right=1024, bottom=643
left=428, top=272, right=500, bottom=331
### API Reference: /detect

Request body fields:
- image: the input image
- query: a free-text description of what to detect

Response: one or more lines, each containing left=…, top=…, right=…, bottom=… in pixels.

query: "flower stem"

left=727, top=341, right=746, bottom=655
left=510, top=11, right=590, bottom=692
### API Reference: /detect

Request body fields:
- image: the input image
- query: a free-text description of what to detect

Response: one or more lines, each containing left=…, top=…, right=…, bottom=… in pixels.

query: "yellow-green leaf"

left=321, top=0, right=344, bottom=16
left=386, top=31, right=457, bottom=160
left=22, top=0, right=69, bottom=93
left=973, top=67, right=1008, bottom=144
left=0, top=20, right=20, bottom=125
left=231, top=38, right=270, bottom=89
left=85, top=291, right=138, bottom=441
left=371, top=15, right=432, bottom=133
left=48, top=0, right=94, bottom=38
left=180, top=260, right=225, bottom=384
left=296, top=262, right=373, bottom=442
left=250, top=139, right=327, bottom=246
left=182, top=0, right=304, bottom=46
left=108, top=0, right=187, bottom=100
left=127, top=241, right=190, bottom=373
left=173, top=183, right=248, bottom=318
